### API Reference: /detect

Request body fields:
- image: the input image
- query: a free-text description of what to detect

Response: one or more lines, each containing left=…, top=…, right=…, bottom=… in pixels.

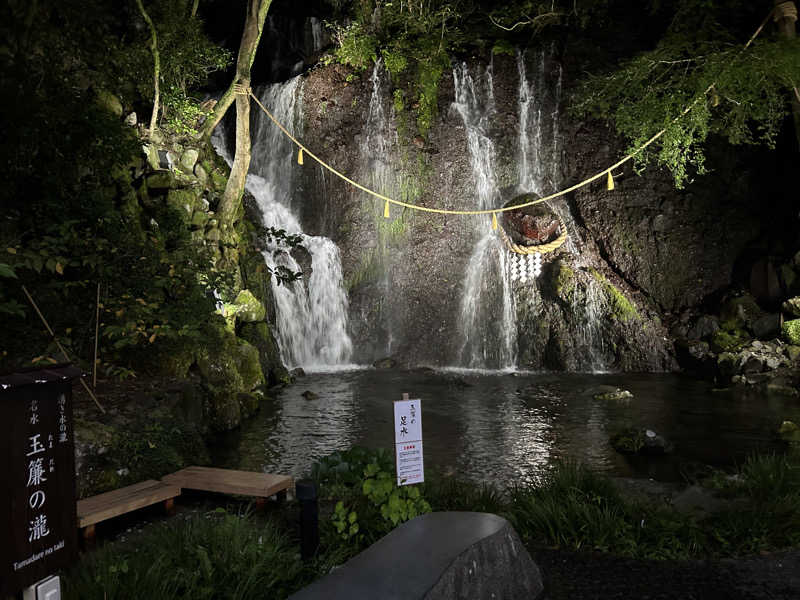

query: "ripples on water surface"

left=211, top=369, right=800, bottom=484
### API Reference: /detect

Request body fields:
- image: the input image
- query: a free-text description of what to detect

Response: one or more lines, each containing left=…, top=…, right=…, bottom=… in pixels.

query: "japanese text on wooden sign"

left=1, top=367, right=79, bottom=596
left=393, top=397, right=423, bottom=486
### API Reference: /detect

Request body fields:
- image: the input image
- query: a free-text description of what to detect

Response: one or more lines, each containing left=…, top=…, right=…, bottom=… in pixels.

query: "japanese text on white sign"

left=393, top=397, right=423, bottom=486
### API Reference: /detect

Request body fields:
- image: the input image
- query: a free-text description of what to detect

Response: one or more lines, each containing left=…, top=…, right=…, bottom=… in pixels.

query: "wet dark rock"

left=721, top=294, right=765, bottom=331
left=752, top=313, right=782, bottom=339
left=373, top=357, right=398, bottom=369
left=610, top=427, right=673, bottom=455
left=290, top=367, right=306, bottom=378
left=301, top=390, right=319, bottom=400
left=687, top=315, right=720, bottom=340
left=594, top=388, right=633, bottom=401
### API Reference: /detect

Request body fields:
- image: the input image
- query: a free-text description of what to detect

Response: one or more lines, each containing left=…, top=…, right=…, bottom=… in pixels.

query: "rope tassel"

left=607, top=170, right=615, bottom=191
left=491, top=212, right=498, bottom=230
left=297, top=148, right=304, bottom=165
left=384, top=200, right=390, bottom=218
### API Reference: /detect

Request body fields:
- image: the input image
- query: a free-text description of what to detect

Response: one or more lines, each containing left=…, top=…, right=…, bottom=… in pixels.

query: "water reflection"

left=211, top=370, right=800, bottom=483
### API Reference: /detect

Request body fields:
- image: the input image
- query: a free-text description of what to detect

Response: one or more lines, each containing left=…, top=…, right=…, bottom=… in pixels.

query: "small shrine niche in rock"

left=498, top=194, right=567, bottom=283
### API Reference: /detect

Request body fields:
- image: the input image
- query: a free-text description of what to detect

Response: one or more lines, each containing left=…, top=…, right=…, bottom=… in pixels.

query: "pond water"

left=211, top=369, right=800, bottom=484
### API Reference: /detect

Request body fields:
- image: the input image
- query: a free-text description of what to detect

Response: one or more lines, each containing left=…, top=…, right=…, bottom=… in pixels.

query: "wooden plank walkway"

left=77, top=479, right=181, bottom=542
left=161, top=466, right=293, bottom=502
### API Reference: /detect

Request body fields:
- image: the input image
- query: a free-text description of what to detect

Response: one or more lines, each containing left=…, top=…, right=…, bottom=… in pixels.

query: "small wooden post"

left=164, top=497, right=175, bottom=516
left=82, top=525, right=96, bottom=550
left=402, top=393, right=409, bottom=401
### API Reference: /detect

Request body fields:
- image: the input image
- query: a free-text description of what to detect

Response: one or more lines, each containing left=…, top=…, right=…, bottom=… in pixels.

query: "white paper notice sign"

left=393, top=398, right=423, bottom=486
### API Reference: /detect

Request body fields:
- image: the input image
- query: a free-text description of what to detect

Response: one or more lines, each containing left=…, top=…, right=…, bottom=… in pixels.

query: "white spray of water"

left=453, top=60, right=517, bottom=370
left=213, top=77, right=353, bottom=369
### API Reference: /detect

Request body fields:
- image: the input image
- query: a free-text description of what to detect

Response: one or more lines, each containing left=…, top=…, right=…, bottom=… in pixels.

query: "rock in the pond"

left=290, top=367, right=306, bottom=378
left=373, top=357, right=397, bottom=369
left=301, top=390, right=319, bottom=400
left=595, top=388, right=633, bottom=401
left=779, top=420, right=800, bottom=442
left=610, top=427, right=673, bottom=455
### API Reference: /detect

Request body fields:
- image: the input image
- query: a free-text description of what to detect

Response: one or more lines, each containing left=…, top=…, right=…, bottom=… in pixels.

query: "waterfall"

left=453, top=60, right=517, bottom=369
left=359, top=59, right=397, bottom=355
left=213, top=77, right=353, bottom=370
left=516, top=48, right=608, bottom=372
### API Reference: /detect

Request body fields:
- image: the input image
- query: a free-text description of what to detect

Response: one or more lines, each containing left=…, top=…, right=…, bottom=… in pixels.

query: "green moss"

left=590, top=269, right=639, bottom=322
left=346, top=248, right=383, bottom=292
left=492, top=39, right=515, bottom=56
left=167, top=188, right=198, bottom=225
left=711, top=328, right=750, bottom=353
left=234, top=339, right=265, bottom=391
left=232, top=289, right=266, bottom=322
left=550, top=262, right=575, bottom=300
left=783, top=319, right=800, bottom=345
left=239, top=321, right=288, bottom=387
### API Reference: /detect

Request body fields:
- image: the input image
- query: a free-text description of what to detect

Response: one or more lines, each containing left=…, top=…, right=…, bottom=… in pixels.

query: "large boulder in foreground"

left=290, top=512, right=543, bottom=600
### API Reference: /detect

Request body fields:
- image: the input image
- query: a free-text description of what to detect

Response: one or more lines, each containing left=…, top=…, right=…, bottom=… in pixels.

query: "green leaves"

left=572, top=10, right=800, bottom=188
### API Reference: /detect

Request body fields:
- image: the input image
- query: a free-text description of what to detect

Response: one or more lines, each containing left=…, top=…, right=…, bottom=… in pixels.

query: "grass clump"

left=62, top=508, right=306, bottom=600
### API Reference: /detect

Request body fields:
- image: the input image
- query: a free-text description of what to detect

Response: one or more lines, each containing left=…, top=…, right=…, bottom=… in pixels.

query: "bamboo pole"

left=93, top=282, right=100, bottom=389
left=21, top=286, right=106, bottom=413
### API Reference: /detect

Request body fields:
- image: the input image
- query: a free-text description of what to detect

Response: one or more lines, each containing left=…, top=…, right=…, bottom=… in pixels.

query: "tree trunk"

left=774, top=1, right=800, bottom=148
left=217, top=80, right=252, bottom=226
left=135, top=0, right=160, bottom=138
left=199, top=0, right=271, bottom=140
left=207, top=0, right=272, bottom=230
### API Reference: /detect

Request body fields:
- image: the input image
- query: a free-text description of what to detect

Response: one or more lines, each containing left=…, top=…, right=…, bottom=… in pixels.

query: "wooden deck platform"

left=161, top=466, right=293, bottom=501
left=77, top=479, right=181, bottom=541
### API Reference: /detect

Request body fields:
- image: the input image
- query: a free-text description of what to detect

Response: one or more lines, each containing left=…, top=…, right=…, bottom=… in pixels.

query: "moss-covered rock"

left=595, top=388, right=634, bottom=401
left=146, top=171, right=178, bottom=191
left=206, top=387, right=242, bottom=431
left=711, top=328, right=750, bottom=353
left=237, top=392, right=261, bottom=420
left=720, top=294, right=765, bottom=331
left=239, top=321, right=288, bottom=386
left=782, top=319, right=800, bottom=345
left=786, top=345, right=800, bottom=362
left=232, top=289, right=266, bottom=322
left=590, top=269, right=639, bottom=322
left=166, top=188, right=200, bottom=224
left=779, top=420, right=800, bottom=443
left=95, top=88, right=123, bottom=116
left=549, top=261, right=575, bottom=301
left=716, top=352, right=738, bottom=381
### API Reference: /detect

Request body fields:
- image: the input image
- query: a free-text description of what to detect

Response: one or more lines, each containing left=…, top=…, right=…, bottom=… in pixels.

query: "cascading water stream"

left=516, top=48, right=608, bottom=372
left=213, top=77, right=353, bottom=370
left=453, top=60, right=517, bottom=370
left=359, top=59, right=397, bottom=355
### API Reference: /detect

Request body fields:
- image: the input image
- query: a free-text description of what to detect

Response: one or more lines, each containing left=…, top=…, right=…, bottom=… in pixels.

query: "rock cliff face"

left=260, top=49, right=791, bottom=371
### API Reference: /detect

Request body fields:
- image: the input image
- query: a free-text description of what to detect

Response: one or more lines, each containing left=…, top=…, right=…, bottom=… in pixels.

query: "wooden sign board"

left=393, top=396, right=423, bottom=486
left=0, top=365, right=81, bottom=596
